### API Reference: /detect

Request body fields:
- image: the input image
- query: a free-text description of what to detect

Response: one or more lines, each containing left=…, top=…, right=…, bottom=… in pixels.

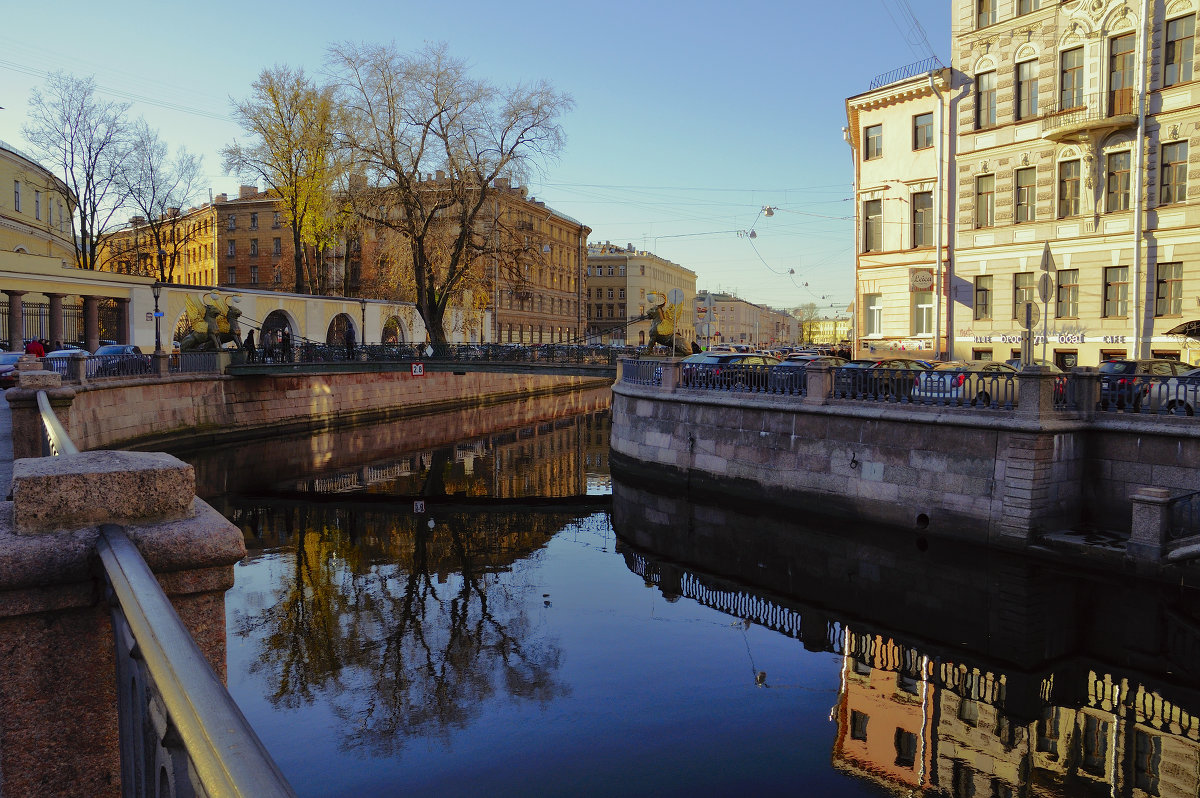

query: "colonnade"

left=3, top=289, right=130, bottom=352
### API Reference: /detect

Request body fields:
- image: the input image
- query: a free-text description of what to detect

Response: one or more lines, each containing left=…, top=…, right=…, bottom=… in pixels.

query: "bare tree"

left=224, top=66, right=338, bottom=294
left=328, top=41, right=571, bottom=344
left=112, top=120, right=205, bottom=282
left=792, top=302, right=822, bottom=344
left=23, top=72, right=133, bottom=270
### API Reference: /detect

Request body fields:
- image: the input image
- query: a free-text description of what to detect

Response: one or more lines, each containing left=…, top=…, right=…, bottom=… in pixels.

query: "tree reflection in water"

left=230, top=503, right=574, bottom=755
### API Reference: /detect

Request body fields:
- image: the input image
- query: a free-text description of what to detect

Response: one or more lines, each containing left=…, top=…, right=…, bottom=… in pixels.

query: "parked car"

left=92, top=344, right=152, bottom=377
left=1098, top=359, right=1192, bottom=410
left=835, top=357, right=931, bottom=400
left=0, top=352, right=23, bottom=388
left=911, top=360, right=1018, bottom=407
left=768, top=355, right=847, bottom=393
left=1143, top=366, right=1200, bottom=415
left=680, top=352, right=780, bottom=389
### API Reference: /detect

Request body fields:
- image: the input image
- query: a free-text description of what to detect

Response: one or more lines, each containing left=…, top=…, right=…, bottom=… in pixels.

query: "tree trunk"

left=292, top=227, right=306, bottom=294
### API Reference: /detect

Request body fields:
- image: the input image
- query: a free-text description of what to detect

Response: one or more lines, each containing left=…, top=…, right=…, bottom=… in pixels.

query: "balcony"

left=1041, top=90, right=1140, bottom=143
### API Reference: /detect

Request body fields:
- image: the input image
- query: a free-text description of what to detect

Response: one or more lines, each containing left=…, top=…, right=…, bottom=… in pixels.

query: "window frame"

left=1161, top=141, right=1188, bottom=204
left=1155, top=261, right=1183, bottom=316
left=1165, top=15, right=1195, bottom=87
left=1015, top=167, right=1037, bottom=223
left=977, top=0, right=996, bottom=28
left=1106, top=151, right=1131, bottom=211
left=913, top=291, right=934, bottom=336
left=1058, top=160, right=1081, bottom=217
left=1013, top=272, right=1036, bottom=319
left=863, top=199, right=883, bottom=252
left=912, top=113, right=933, bottom=150
left=974, top=275, right=993, bottom=320
left=1016, top=59, right=1039, bottom=121
left=1061, top=47, right=1084, bottom=110
left=1017, top=0, right=1040, bottom=13
left=976, top=70, right=997, bottom=128
left=975, top=174, right=995, bottom=228
left=1109, top=33, right=1136, bottom=116
left=864, top=293, right=883, bottom=336
left=1103, top=265, right=1130, bottom=318
left=911, top=191, right=933, bottom=248
left=864, top=124, right=883, bottom=160
left=1056, top=268, right=1079, bottom=318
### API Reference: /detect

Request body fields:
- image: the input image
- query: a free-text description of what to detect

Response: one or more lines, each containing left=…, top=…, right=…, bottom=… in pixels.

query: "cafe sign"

left=909, top=269, right=935, bottom=293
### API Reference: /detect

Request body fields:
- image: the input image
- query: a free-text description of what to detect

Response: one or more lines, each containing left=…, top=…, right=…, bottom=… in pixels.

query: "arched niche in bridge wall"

left=381, top=315, right=407, bottom=344
left=327, top=313, right=356, bottom=346
left=260, top=308, right=300, bottom=344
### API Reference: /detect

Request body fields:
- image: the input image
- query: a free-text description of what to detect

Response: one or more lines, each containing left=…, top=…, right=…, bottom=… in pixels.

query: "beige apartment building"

left=951, top=0, right=1200, bottom=367
left=846, top=63, right=954, bottom=359
left=694, top=291, right=797, bottom=348
left=586, top=243, right=696, bottom=347
left=1, top=140, right=75, bottom=263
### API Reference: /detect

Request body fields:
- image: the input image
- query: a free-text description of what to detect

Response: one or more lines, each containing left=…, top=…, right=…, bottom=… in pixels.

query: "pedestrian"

left=52, top=340, right=62, bottom=352
left=243, top=329, right=257, bottom=363
left=24, top=339, right=45, bottom=357
left=281, top=329, right=292, bottom=362
left=345, top=325, right=356, bottom=360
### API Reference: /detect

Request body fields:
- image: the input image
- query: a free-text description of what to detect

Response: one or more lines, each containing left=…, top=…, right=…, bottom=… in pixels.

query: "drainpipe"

left=1131, top=0, right=1150, bottom=357
left=929, top=73, right=946, bottom=361
left=843, top=125, right=858, bottom=356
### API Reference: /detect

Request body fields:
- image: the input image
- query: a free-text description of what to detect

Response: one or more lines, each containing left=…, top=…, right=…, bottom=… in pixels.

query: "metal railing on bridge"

left=34, top=391, right=295, bottom=798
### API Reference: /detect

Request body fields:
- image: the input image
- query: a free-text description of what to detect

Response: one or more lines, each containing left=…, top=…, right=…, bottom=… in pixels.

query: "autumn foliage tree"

left=223, top=66, right=338, bottom=294
left=328, top=41, right=571, bottom=344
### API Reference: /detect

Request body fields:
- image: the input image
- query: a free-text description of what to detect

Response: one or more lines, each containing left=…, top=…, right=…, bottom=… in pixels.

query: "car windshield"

left=0, top=353, right=22, bottom=365
left=94, top=345, right=131, bottom=355
left=1099, top=361, right=1135, bottom=374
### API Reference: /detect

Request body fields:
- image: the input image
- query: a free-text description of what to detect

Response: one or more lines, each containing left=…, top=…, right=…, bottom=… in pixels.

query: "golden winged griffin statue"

left=642, top=291, right=692, bottom=356
left=179, top=293, right=243, bottom=352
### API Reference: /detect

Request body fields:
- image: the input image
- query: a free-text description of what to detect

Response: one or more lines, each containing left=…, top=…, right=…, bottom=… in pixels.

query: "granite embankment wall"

left=611, top=367, right=1200, bottom=550
left=29, top=370, right=612, bottom=454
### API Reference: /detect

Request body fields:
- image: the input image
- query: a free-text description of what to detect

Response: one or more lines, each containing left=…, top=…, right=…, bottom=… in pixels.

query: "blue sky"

left=0, top=0, right=949, bottom=313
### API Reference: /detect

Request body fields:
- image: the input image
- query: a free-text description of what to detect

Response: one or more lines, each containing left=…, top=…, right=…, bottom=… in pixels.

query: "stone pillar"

left=0, top=450, right=246, bottom=797
left=153, top=352, right=170, bottom=378
left=994, top=431, right=1059, bottom=545
left=46, top=293, right=65, bottom=349
left=6, top=376, right=72, bottom=460
left=113, top=297, right=130, bottom=345
left=1071, top=367, right=1100, bottom=419
left=67, top=351, right=89, bottom=384
left=660, top=361, right=680, bottom=392
left=5, top=290, right=26, bottom=352
left=83, top=295, right=100, bottom=353
left=1128, top=487, right=1172, bottom=561
left=1015, top=366, right=1055, bottom=419
left=803, top=364, right=833, bottom=406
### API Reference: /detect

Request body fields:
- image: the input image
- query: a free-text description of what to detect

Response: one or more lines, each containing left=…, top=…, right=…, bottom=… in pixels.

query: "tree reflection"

left=230, top=503, right=572, bottom=756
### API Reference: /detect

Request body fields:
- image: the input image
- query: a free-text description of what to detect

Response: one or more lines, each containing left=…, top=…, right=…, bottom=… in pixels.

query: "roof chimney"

left=238, top=184, right=257, bottom=199
left=214, top=193, right=228, bottom=203
left=495, top=177, right=510, bottom=190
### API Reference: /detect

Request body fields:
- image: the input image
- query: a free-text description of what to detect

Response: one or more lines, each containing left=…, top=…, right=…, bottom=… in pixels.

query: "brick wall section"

left=62, top=371, right=609, bottom=452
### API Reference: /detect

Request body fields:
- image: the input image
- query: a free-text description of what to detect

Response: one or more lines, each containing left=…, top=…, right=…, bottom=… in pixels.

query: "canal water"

left=179, top=393, right=1200, bottom=797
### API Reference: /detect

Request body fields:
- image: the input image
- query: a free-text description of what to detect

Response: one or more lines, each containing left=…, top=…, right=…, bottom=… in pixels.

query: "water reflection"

left=612, top=473, right=1200, bottom=798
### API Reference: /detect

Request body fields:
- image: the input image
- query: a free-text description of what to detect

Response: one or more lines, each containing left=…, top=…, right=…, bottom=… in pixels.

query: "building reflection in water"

left=175, top=401, right=612, bottom=755
left=612, top=472, right=1200, bottom=798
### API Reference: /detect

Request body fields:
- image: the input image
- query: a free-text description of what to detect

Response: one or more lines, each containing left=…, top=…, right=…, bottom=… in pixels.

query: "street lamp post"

left=152, top=280, right=163, bottom=355
left=359, top=299, right=367, bottom=348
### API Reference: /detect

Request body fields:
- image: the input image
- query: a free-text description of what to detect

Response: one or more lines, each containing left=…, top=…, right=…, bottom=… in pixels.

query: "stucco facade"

left=0, top=140, right=76, bottom=264
left=586, top=243, right=697, bottom=347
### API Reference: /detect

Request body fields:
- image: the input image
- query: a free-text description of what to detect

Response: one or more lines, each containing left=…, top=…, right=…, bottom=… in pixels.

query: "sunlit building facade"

left=586, top=243, right=696, bottom=347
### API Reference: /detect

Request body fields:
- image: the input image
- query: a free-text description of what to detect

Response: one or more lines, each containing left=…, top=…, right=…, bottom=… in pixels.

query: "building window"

left=1134, top=731, right=1162, bottom=794
left=974, top=275, right=992, bottom=320
left=12, top=181, right=19, bottom=213
left=977, top=0, right=996, bottom=27
left=1104, top=266, right=1129, bottom=317
left=850, top=711, right=869, bottom=741
left=1161, top=141, right=1188, bottom=204
left=1056, top=268, right=1079, bottom=318
left=249, top=239, right=259, bottom=257
left=895, top=729, right=917, bottom=769
left=606, top=288, right=614, bottom=300
left=227, top=214, right=236, bottom=230
left=1013, top=272, right=1035, bottom=318
left=1058, top=160, right=1081, bottom=217
left=975, top=175, right=995, bottom=228
left=249, top=212, right=258, bottom=230
left=911, top=191, right=933, bottom=247
left=1110, top=33, right=1136, bottom=115
left=618, top=288, right=625, bottom=299
left=1156, top=262, right=1183, bottom=316
left=1018, top=0, right=1040, bottom=13
left=34, top=191, right=41, bottom=220
left=913, top=113, right=933, bottom=150
left=227, top=266, right=236, bottom=284
left=863, top=199, right=882, bottom=252
left=864, top=124, right=882, bottom=160
left=58, top=201, right=64, bottom=232
left=1106, top=151, right=1131, bottom=211
left=976, top=71, right=997, bottom=128
left=618, top=303, right=625, bottom=317
left=913, top=291, right=933, bottom=335
left=273, top=237, right=282, bottom=256
left=1061, top=48, right=1084, bottom=109
left=250, top=265, right=258, bottom=284
left=226, top=240, right=235, bottom=258
left=1016, top=59, right=1039, bottom=120
left=272, top=211, right=281, bottom=228
left=1015, top=167, right=1036, bottom=223
left=1166, top=16, right=1195, bottom=87
left=864, top=293, right=883, bottom=336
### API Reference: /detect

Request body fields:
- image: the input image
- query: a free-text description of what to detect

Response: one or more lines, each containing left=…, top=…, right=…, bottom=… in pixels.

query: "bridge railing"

left=268, top=342, right=631, bottom=366
left=33, top=390, right=295, bottom=798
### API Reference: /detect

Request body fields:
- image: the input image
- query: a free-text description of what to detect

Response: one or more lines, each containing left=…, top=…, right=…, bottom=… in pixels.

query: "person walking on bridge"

left=243, top=329, right=257, bottom=363
left=345, top=325, right=356, bottom=361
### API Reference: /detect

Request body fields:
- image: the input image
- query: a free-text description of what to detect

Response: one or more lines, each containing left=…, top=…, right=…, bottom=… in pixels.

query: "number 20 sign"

left=411, top=362, right=425, bottom=377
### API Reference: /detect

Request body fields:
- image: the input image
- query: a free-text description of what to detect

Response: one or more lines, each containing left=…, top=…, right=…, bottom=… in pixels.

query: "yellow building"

left=694, top=291, right=791, bottom=348
left=950, top=0, right=1200, bottom=367
left=0, top=140, right=76, bottom=263
left=846, top=63, right=953, bottom=359
left=586, top=243, right=697, bottom=347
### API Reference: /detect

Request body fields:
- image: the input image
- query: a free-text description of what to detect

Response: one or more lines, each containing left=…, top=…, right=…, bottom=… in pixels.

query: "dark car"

left=1099, top=358, right=1191, bottom=410
left=835, top=357, right=931, bottom=400
left=680, top=352, right=780, bottom=390
left=768, top=355, right=847, bottom=394
left=0, top=352, right=23, bottom=389
left=92, top=344, right=152, bottom=377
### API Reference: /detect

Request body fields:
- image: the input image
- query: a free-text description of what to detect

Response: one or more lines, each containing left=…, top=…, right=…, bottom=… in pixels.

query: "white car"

left=910, top=360, right=1018, bottom=407
left=1148, top=367, right=1200, bottom=415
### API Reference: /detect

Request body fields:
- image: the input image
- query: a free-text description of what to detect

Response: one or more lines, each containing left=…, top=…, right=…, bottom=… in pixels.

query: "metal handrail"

left=96, top=525, right=295, bottom=797
left=36, top=390, right=79, bottom=456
